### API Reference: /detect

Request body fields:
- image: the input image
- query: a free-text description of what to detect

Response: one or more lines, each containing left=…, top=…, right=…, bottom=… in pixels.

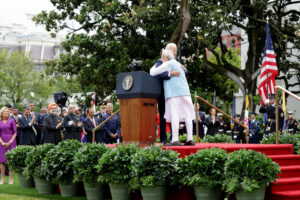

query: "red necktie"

left=91, top=118, right=95, bottom=127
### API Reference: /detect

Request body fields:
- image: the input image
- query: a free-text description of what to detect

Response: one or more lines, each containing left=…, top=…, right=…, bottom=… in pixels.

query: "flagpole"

left=194, top=91, right=199, bottom=143
left=276, top=88, right=279, bottom=144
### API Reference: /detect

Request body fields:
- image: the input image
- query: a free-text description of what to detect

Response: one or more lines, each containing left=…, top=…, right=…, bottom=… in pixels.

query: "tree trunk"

left=169, top=0, right=190, bottom=46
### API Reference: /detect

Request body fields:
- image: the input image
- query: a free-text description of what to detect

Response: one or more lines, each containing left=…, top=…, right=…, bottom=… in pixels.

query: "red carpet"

left=267, top=153, right=300, bottom=200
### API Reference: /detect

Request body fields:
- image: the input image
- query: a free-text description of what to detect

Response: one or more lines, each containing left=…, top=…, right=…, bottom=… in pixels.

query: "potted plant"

left=96, top=144, right=139, bottom=200
left=24, top=144, right=56, bottom=194
left=178, top=148, right=227, bottom=200
left=262, top=133, right=300, bottom=153
left=204, top=134, right=233, bottom=143
left=131, top=145, right=179, bottom=200
left=223, top=149, right=281, bottom=200
left=6, top=145, right=35, bottom=188
left=73, top=143, right=108, bottom=200
left=40, top=140, right=82, bottom=197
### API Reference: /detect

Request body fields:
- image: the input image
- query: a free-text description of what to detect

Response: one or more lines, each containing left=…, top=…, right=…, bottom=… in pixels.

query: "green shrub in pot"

left=223, top=149, right=281, bottom=199
left=178, top=148, right=227, bottom=200
left=24, top=144, right=56, bottom=194
left=131, top=145, right=179, bottom=200
left=40, top=140, right=82, bottom=197
left=204, top=134, right=233, bottom=143
left=6, top=145, right=35, bottom=188
left=262, top=133, right=300, bottom=154
left=24, top=144, right=55, bottom=178
left=73, top=143, right=108, bottom=200
left=96, top=144, right=139, bottom=200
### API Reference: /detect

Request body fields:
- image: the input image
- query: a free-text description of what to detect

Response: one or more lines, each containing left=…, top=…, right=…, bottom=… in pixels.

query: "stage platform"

left=108, top=143, right=300, bottom=200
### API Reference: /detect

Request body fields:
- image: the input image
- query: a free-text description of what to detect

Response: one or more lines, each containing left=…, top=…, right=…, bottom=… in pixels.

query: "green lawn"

left=0, top=174, right=86, bottom=200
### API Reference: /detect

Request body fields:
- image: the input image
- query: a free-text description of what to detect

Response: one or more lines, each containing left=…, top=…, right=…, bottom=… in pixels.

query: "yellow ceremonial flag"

left=244, top=95, right=249, bottom=128
left=282, top=91, right=286, bottom=113
left=245, top=95, right=250, bottom=110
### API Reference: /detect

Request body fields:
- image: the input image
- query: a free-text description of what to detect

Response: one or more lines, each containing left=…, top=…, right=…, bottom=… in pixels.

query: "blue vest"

left=163, top=59, right=191, bottom=100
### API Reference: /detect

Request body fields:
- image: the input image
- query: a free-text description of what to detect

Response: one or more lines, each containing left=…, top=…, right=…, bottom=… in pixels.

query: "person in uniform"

left=44, top=103, right=64, bottom=145
left=63, top=104, right=83, bottom=141
left=217, top=113, right=227, bottom=134
left=231, top=114, right=244, bottom=143
left=259, top=94, right=284, bottom=137
left=286, top=111, right=298, bottom=134
left=248, top=112, right=260, bottom=144
left=104, top=103, right=121, bottom=144
left=193, top=103, right=206, bottom=139
left=98, top=103, right=107, bottom=118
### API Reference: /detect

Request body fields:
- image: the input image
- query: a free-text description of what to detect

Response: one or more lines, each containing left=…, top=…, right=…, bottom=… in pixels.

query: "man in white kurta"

left=150, top=50, right=195, bottom=146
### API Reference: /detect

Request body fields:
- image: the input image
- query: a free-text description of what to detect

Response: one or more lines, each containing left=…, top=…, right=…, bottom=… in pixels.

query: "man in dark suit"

left=28, top=102, right=41, bottom=144
left=63, top=104, right=83, bottom=141
left=104, top=103, right=121, bottom=144
left=193, top=103, right=206, bottom=138
left=83, top=107, right=111, bottom=143
left=44, top=103, right=63, bottom=145
left=10, top=107, right=21, bottom=145
left=37, top=108, right=47, bottom=144
left=19, top=107, right=37, bottom=145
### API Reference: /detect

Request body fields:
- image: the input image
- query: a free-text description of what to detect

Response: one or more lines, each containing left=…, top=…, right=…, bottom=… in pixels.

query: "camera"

left=54, top=92, right=68, bottom=108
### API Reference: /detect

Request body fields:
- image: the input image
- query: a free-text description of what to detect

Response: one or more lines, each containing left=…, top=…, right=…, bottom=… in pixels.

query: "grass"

left=0, top=174, right=86, bottom=200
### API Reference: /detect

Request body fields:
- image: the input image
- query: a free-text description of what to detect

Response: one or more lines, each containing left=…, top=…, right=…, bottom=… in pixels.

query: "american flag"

left=258, top=24, right=278, bottom=105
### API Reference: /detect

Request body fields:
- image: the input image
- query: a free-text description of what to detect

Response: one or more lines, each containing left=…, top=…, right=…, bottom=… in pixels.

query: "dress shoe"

left=164, top=141, right=183, bottom=146
left=184, top=140, right=195, bottom=146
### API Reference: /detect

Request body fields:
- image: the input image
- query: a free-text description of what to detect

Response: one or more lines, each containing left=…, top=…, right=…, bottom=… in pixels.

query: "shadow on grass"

left=0, top=174, right=87, bottom=200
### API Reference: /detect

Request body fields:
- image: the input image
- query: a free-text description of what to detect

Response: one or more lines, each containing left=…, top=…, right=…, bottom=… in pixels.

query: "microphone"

left=128, top=59, right=142, bottom=71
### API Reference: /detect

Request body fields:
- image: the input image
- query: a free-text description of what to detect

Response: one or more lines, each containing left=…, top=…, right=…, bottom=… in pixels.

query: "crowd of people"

left=0, top=101, right=121, bottom=184
left=0, top=43, right=298, bottom=184
left=159, top=94, right=299, bottom=145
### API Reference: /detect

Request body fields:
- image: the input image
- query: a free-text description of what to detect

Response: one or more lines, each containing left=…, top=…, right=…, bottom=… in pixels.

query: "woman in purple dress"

left=0, top=107, right=17, bottom=184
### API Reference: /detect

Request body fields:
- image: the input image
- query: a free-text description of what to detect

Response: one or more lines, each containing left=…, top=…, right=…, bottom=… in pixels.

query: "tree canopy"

left=0, top=50, right=56, bottom=107
left=34, top=0, right=300, bottom=110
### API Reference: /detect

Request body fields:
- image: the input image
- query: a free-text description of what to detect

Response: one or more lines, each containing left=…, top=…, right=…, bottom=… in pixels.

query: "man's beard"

left=50, top=111, right=57, bottom=116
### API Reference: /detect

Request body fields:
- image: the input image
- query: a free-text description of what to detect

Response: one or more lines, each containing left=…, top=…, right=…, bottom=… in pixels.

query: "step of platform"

left=279, top=165, right=300, bottom=178
left=270, top=177, right=300, bottom=192
left=163, top=143, right=294, bottom=158
left=270, top=190, right=300, bottom=200
left=269, top=155, right=300, bottom=166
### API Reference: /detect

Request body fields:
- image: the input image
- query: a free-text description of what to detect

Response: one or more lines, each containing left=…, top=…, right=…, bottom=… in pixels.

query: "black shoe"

left=164, top=141, right=183, bottom=146
left=184, top=140, right=195, bottom=146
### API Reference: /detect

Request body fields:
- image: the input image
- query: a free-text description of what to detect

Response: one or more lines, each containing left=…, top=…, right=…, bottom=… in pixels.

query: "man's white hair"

left=166, top=43, right=177, bottom=50
left=107, top=103, right=113, bottom=106
left=162, top=49, right=174, bottom=60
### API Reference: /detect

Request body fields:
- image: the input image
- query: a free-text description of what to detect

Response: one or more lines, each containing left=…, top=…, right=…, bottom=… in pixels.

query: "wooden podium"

left=116, top=71, right=161, bottom=145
